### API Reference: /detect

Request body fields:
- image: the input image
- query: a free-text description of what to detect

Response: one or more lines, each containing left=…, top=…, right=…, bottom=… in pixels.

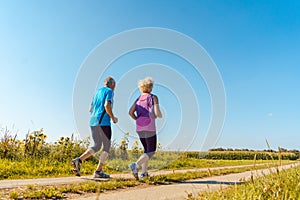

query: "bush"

left=181, top=151, right=299, bottom=160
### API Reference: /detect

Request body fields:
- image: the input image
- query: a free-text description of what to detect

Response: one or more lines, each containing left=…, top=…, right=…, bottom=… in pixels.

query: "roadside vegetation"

left=0, top=127, right=297, bottom=179
left=1, top=127, right=299, bottom=199
left=192, top=165, right=300, bottom=200
left=3, top=164, right=285, bottom=199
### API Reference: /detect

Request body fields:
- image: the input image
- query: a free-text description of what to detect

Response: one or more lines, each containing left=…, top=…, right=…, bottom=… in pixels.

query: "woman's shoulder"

left=150, top=93, right=158, bottom=98
left=150, top=94, right=159, bottom=104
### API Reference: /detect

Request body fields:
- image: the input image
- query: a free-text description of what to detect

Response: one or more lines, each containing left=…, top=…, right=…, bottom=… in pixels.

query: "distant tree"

left=278, top=147, right=288, bottom=152
left=209, top=147, right=226, bottom=151
left=289, top=149, right=300, bottom=153
left=264, top=149, right=275, bottom=152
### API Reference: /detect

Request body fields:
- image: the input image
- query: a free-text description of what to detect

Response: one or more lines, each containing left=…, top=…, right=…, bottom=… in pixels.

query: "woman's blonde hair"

left=138, top=77, right=154, bottom=93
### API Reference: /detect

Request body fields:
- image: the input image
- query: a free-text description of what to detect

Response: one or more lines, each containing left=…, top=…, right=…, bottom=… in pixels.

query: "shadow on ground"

left=81, top=177, right=110, bottom=182
left=180, top=180, right=245, bottom=185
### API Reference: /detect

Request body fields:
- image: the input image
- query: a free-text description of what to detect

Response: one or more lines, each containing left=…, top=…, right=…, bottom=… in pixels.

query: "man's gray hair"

left=104, top=76, right=115, bottom=86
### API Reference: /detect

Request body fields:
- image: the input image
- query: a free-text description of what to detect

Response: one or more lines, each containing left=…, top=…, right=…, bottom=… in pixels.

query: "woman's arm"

left=153, top=95, right=162, bottom=118
left=129, top=101, right=137, bottom=120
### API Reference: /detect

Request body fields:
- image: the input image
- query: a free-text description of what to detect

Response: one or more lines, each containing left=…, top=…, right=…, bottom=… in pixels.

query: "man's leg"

left=94, top=126, right=111, bottom=178
left=80, top=126, right=103, bottom=160
left=72, top=126, right=102, bottom=176
left=95, top=151, right=109, bottom=171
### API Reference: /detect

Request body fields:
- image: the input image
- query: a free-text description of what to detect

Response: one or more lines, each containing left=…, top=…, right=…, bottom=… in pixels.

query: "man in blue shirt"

left=72, top=76, right=118, bottom=178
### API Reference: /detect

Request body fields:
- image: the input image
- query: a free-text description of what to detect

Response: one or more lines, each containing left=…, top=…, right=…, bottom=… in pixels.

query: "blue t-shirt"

left=89, top=87, right=113, bottom=126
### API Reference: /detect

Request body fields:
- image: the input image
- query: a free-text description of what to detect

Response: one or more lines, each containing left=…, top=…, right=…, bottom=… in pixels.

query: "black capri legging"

left=137, top=131, right=157, bottom=158
left=90, top=126, right=111, bottom=153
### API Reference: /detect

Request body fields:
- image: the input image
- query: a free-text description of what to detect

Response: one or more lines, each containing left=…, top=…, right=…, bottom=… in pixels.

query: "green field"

left=1, top=129, right=299, bottom=199
left=193, top=165, right=300, bottom=199
left=3, top=164, right=289, bottom=199
left=0, top=129, right=298, bottom=179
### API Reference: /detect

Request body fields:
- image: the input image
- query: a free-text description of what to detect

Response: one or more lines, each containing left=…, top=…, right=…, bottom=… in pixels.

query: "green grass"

left=161, top=158, right=282, bottom=170
left=188, top=150, right=299, bottom=160
left=0, top=158, right=99, bottom=180
left=146, top=163, right=282, bottom=184
left=191, top=166, right=300, bottom=200
left=5, top=178, right=139, bottom=199
left=1, top=156, right=290, bottom=180
left=1, top=163, right=285, bottom=199
left=1, top=128, right=298, bottom=180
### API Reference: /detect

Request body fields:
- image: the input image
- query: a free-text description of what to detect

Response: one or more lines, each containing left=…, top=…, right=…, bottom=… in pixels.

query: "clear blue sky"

left=0, top=0, right=299, bottom=151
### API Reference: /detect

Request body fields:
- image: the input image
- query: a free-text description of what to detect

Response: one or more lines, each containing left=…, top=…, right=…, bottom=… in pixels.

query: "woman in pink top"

left=128, top=77, right=162, bottom=180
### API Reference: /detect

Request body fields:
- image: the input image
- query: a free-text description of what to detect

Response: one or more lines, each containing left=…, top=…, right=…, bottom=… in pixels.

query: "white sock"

left=100, top=151, right=109, bottom=164
left=142, top=160, right=148, bottom=174
left=87, top=149, right=95, bottom=155
left=136, top=153, right=149, bottom=168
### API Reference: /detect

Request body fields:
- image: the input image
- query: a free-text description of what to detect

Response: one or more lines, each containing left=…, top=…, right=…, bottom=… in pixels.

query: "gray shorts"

left=89, top=126, right=111, bottom=153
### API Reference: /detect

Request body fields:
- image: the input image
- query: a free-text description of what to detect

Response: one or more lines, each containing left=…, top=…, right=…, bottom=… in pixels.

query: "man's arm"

left=104, top=101, right=118, bottom=123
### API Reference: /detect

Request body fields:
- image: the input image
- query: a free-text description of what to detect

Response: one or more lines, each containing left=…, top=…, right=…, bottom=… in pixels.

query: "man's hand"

left=112, top=117, right=118, bottom=123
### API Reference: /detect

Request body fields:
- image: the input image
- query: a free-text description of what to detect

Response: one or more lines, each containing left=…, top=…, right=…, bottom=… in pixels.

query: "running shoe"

left=140, top=172, right=149, bottom=178
left=129, top=163, right=139, bottom=180
left=94, top=170, right=110, bottom=178
left=71, top=157, right=82, bottom=176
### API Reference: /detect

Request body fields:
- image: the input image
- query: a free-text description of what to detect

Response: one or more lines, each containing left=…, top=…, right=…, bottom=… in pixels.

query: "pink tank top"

left=135, top=93, right=156, bottom=132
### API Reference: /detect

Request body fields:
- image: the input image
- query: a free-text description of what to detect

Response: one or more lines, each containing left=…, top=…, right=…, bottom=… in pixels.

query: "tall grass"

left=4, top=164, right=283, bottom=200
left=183, top=151, right=298, bottom=160
left=0, top=127, right=298, bottom=180
left=0, top=127, right=89, bottom=161
left=194, top=166, right=300, bottom=199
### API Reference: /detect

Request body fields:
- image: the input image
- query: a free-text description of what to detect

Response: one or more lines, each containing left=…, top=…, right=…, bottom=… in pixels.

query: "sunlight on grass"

left=2, top=164, right=287, bottom=199
left=191, top=166, right=300, bottom=199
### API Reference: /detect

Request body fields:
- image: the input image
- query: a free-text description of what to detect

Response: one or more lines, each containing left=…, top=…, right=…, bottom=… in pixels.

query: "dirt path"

left=0, top=163, right=274, bottom=189
left=72, top=163, right=299, bottom=200
left=0, top=163, right=298, bottom=200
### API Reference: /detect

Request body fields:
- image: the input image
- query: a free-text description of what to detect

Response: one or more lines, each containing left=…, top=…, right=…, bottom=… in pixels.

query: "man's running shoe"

left=71, top=158, right=82, bottom=176
left=94, top=170, right=110, bottom=178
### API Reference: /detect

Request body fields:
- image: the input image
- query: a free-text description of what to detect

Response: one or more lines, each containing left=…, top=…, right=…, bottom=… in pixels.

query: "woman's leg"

left=141, top=159, right=149, bottom=174
left=136, top=131, right=156, bottom=173
left=139, top=132, right=147, bottom=151
left=136, top=153, right=149, bottom=169
left=135, top=132, right=148, bottom=168
left=145, top=134, right=157, bottom=159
